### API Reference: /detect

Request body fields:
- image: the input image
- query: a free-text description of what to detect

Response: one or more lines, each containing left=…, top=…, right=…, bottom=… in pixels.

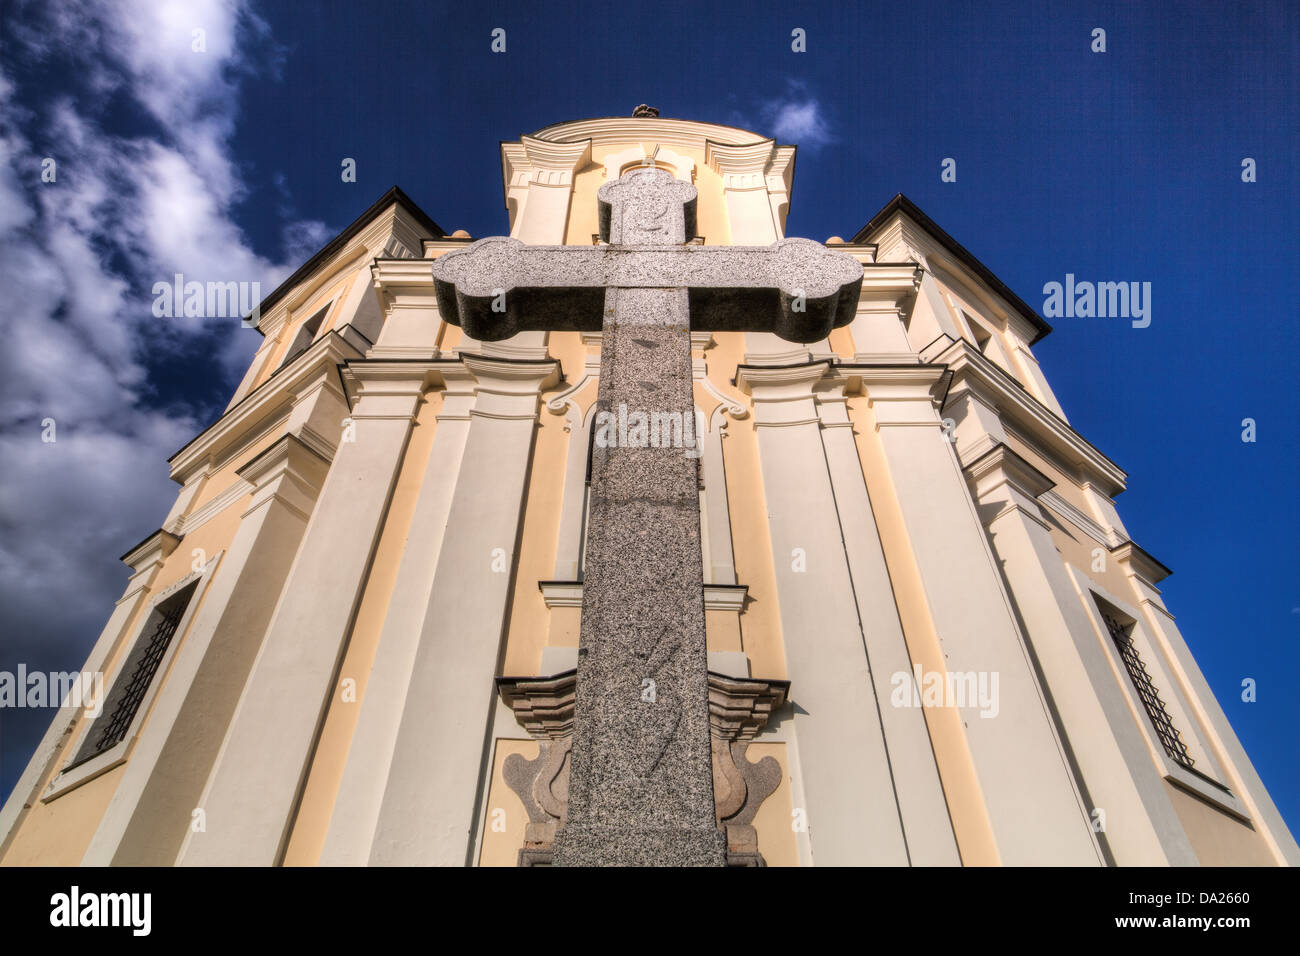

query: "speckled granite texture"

left=432, top=169, right=863, bottom=865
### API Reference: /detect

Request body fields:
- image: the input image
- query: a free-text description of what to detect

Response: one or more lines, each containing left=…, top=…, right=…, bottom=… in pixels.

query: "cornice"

left=706, top=138, right=777, bottom=188
left=923, top=334, right=1127, bottom=495
left=734, top=359, right=832, bottom=394
left=852, top=194, right=1051, bottom=345
left=118, top=528, right=182, bottom=569
left=839, top=363, right=952, bottom=408
left=1110, top=541, right=1173, bottom=585
left=538, top=580, right=748, bottom=611
left=168, top=330, right=364, bottom=482
left=249, top=186, right=443, bottom=335
left=528, top=116, right=781, bottom=151
left=963, top=441, right=1056, bottom=500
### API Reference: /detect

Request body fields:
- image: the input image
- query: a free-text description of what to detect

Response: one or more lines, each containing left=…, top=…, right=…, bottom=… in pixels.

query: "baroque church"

left=1, top=109, right=1294, bottom=866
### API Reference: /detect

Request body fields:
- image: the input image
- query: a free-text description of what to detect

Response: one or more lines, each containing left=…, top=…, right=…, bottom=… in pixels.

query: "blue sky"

left=2, top=0, right=1297, bottom=844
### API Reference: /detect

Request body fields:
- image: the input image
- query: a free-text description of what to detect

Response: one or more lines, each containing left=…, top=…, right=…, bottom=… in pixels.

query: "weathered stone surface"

left=438, top=168, right=862, bottom=866
left=431, top=171, right=863, bottom=344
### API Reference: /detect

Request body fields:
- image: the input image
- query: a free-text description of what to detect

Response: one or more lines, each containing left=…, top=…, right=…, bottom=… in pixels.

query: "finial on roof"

left=632, top=104, right=659, bottom=118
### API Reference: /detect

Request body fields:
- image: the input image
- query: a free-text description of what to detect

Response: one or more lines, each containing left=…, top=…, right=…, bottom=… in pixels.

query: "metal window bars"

left=1102, top=612, right=1195, bottom=770
left=75, top=583, right=196, bottom=765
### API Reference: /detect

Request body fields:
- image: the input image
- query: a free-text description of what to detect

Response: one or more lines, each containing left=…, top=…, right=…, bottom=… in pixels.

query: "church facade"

left=1, top=112, right=1294, bottom=866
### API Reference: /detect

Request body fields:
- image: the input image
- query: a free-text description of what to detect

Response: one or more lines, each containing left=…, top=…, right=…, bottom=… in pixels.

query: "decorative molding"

left=1039, top=489, right=1124, bottom=550
left=1110, top=541, right=1173, bottom=586
left=545, top=353, right=601, bottom=416
left=496, top=667, right=788, bottom=866
left=699, top=375, right=749, bottom=420
left=538, top=580, right=749, bottom=612
left=601, top=144, right=696, bottom=183
left=922, top=335, right=1127, bottom=496
left=168, top=331, right=363, bottom=484
left=528, top=117, right=784, bottom=151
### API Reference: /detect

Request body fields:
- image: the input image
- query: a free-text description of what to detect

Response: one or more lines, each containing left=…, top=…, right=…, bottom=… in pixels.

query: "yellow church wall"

left=1000, top=430, right=1135, bottom=599
left=1, top=500, right=247, bottom=865
left=253, top=272, right=356, bottom=392
left=186, top=421, right=285, bottom=512
left=748, top=742, right=798, bottom=866
left=1165, top=782, right=1276, bottom=866
left=708, top=331, right=787, bottom=681
left=1, top=761, right=126, bottom=866
left=477, top=738, right=535, bottom=867
left=500, top=330, right=586, bottom=676
left=565, top=145, right=729, bottom=247
left=281, top=386, right=445, bottom=866
left=847, top=392, right=999, bottom=865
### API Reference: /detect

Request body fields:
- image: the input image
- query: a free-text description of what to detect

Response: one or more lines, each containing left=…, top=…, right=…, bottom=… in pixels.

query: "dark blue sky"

left=2, top=0, right=1297, bottom=844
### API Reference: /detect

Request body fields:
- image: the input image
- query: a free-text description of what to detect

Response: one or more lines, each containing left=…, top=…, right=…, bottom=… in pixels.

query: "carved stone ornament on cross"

left=433, top=168, right=862, bottom=866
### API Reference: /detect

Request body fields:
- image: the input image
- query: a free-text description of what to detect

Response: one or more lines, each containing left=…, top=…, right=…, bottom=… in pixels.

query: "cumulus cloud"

left=761, top=81, right=834, bottom=148
left=0, top=0, right=324, bottom=798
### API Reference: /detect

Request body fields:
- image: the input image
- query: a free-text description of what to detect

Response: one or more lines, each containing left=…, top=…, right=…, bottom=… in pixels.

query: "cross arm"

left=432, top=237, right=863, bottom=344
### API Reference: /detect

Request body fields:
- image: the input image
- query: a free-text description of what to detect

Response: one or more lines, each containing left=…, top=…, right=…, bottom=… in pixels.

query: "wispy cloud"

left=761, top=81, right=834, bottom=148
left=0, top=0, right=323, bottom=795
left=725, top=81, right=834, bottom=150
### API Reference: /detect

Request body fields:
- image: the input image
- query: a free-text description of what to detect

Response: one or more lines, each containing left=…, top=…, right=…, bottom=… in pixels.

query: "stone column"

left=367, top=355, right=559, bottom=866
left=84, top=435, right=330, bottom=865
left=858, top=365, right=1100, bottom=865
left=178, top=361, right=436, bottom=866
left=735, top=361, right=910, bottom=865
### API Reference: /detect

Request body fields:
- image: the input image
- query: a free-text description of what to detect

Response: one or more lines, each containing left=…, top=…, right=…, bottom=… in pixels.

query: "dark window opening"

left=67, top=580, right=198, bottom=769
left=1101, top=609, right=1195, bottom=771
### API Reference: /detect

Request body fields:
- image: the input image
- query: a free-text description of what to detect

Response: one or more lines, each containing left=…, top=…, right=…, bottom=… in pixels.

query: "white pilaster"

left=177, top=360, right=438, bottom=866
left=736, top=361, right=910, bottom=865
left=814, top=373, right=960, bottom=865
left=318, top=363, right=478, bottom=865
left=367, top=355, right=559, bottom=866
left=858, top=365, right=1100, bottom=865
left=963, top=445, right=1197, bottom=865
left=84, top=436, right=330, bottom=865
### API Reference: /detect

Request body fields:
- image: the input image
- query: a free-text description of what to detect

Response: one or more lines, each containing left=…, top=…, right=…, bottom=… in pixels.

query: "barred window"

left=67, top=580, right=198, bottom=769
left=1101, top=610, right=1195, bottom=770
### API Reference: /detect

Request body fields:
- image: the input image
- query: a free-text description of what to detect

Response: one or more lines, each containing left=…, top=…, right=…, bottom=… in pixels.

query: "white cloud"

left=761, top=82, right=834, bottom=148
left=0, top=0, right=326, bottom=790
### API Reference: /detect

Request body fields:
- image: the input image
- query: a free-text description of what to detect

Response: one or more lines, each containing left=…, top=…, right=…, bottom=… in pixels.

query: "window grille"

left=68, top=581, right=197, bottom=768
left=1102, top=611, right=1195, bottom=770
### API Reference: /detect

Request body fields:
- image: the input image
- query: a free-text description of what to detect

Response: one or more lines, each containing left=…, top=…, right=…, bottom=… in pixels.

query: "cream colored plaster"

left=709, top=331, right=785, bottom=679
left=282, top=389, right=445, bottom=866
left=499, top=332, right=584, bottom=676
left=847, top=392, right=997, bottom=865
left=477, top=739, right=534, bottom=867
left=1166, top=783, right=1275, bottom=866
left=749, top=742, right=798, bottom=867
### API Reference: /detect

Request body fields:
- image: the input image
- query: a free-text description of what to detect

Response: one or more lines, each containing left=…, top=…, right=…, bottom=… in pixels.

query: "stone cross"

left=433, top=168, right=862, bottom=865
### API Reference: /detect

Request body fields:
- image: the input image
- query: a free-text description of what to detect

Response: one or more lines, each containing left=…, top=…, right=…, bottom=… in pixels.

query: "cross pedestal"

left=434, top=168, right=862, bottom=865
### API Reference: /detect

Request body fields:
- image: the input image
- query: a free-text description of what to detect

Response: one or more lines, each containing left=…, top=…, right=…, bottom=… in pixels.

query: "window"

left=1100, top=607, right=1196, bottom=771
left=964, top=312, right=993, bottom=354
left=66, top=580, right=199, bottom=770
left=278, top=304, right=330, bottom=369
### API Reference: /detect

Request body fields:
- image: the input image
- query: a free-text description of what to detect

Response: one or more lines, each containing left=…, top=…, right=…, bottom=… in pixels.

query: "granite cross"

left=433, top=167, right=862, bottom=865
